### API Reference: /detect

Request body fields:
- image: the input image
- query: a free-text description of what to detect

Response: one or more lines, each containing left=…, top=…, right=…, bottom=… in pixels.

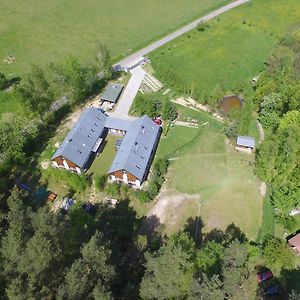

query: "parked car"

left=257, top=271, right=273, bottom=283
left=264, top=285, right=280, bottom=296
left=153, top=117, right=162, bottom=126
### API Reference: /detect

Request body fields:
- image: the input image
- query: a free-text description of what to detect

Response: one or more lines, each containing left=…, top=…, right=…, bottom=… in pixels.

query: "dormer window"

left=97, top=116, right=101, bottom=121
left=136, top=165, right=141, bottom=169
left=94, top=123, right=98, bottom=126
left=91, top=128, right=95, bottom=132
left=88, top=134, right=91, bottom=138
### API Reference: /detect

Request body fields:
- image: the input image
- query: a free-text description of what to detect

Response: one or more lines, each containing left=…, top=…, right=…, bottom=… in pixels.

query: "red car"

left=153, top=117, right=162, bottom=126
left=257, top=271, right=273, bottom=283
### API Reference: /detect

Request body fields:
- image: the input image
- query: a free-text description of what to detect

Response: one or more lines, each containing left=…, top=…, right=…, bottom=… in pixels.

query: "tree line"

left=254, top=33, right=300, bottom=229
left=0, top=186, right=298, bottom=299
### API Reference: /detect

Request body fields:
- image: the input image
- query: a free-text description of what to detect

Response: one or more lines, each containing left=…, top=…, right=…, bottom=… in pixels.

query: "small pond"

left=220, top=94, right=243, bottom=113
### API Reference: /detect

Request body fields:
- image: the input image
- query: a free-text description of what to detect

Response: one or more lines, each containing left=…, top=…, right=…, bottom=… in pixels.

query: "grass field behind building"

left=150, top=0, right=300, bottom=96
left=156, top=106, right=262, bottom=240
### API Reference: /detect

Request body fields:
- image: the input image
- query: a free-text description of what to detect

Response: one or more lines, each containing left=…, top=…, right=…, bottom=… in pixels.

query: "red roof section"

left=288, top=233, right=300, bottom=253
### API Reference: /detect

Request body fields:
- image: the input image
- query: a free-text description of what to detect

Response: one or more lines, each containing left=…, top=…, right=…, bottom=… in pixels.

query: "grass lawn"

left=150, top=0, right=300, bottom=95
left=87, top=135, right=120, bottom=179
left=0, top=0, right=231, bottom=76
left=256, top=195, right=274, bottom=242
left=0, top=90, right=20, bottom=121
left=155, top=105, right=262, bottom=239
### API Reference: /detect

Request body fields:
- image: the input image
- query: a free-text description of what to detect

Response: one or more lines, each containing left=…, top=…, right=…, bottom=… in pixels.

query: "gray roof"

left=109, top=115, right=160, bottom=181
left=104, top=117, right=131, bottom=131
left=101, top=83, right=123, bottom=103
left=52, top=108, right=107, bottom=168
left=237, top=135, right=255, bottom=148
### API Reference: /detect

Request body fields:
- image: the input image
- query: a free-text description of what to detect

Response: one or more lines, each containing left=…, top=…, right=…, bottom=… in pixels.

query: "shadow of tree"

left=203, top=228, right=227, bottom=244
left=280, top=268, right=300, bottom=293
left=183, top=216, right=204, bottom=247
left=225, top=223, right=247, bottom=243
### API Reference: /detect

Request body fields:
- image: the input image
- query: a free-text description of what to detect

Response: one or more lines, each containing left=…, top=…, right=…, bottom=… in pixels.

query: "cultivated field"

left=150, top=0, right=300, bottom=95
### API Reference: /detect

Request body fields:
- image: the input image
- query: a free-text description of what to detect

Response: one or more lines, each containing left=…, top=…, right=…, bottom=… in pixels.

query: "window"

left=136, top=165, right=141, bottom=169
left=91, top=128, right=95, bottom=132
left=97, top=116, right=101, bottom=121
left=88, top=134, right=91, bottom=138
left=141, top=155, right=144, bottom=159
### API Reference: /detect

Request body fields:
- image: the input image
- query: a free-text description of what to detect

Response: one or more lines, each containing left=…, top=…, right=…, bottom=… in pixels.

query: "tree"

left=0, top=72, right=8, bottom=90
left=95, top=42, right=112, bottom=78
left=187, top=275, right=224, bottom=300
left=1, top=186, right=32, bottom=276
left=221, top=240, right=249, bottom=296
left=162, top=100, right=177, bottom=121
left=262, top=236, right=294, bottom=271
left=0, top=116, right=37, bottom=162
left=279, top=110, right=300, bottom=131
left=58, top=231, right=114, bottom=299
left=259, top=93, right=283, bottom=129
left=140, top=238, right=193, bottom=299
left=196, top=241, right=224, bottom=277
left=15, top=64, right=53, bottom=119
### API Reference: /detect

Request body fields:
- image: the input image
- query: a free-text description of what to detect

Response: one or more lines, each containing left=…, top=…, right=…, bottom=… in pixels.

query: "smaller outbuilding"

left=236, top=135, right=255, bottom=150
left=100, top=83, right=124, bottom=104
left=288, top=232, right=300, bottom=254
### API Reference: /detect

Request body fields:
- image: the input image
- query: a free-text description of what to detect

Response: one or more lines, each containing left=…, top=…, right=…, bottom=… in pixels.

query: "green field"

left=0, top=0, right=231, bottom=76
left=150, top=0, right=300, bottom=95
left=156, top=106, right=262, bottom=240
left=0, top=0, right=232, bottom=118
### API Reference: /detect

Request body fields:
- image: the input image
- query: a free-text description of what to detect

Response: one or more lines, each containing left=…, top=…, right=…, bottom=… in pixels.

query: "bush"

left=105, top=182, right=120, bottom=198
left=0, top=72, right=8, bottom=90
left=148, top=159, right=169, bottom=199
left=42, top=168, right=91, bottom=193
left=133, top=190, right=150, bottom=203
left=162, top=100, right=177, bottom=121
left=95, top=175, right=107, bottom=192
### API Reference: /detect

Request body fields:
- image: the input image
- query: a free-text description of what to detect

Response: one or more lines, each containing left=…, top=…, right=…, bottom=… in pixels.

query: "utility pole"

left=194, top=198, right=201, bottom=240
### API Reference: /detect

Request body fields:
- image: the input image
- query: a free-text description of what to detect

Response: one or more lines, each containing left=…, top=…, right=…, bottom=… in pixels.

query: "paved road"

left=107, top=66, right=145, bottom=120
left=116, top=0, right=250, bottom=69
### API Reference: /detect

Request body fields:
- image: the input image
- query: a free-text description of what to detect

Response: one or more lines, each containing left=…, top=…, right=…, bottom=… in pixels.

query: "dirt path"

left=172, top=97, right=224, bottom=122
left=256, top=120, right=265, bottom=144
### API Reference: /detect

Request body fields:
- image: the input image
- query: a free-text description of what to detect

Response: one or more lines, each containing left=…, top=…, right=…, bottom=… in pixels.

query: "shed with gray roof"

left=101, top=83, right=124, bottom=103
left=236, top=135, right=255, bottom=149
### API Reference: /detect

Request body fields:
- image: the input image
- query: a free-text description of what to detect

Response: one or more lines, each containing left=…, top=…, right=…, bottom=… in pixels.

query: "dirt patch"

left=63, top=96, right=101, bottom=129
left=41, top=160, right=50, bottom=170
left=172, top=97, right=224, bottom=122
left=259, top=182, right=267, bottom=198
left=174, top=120, right=199, bottom=128
left=148, top=189, right=200, bottom=227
